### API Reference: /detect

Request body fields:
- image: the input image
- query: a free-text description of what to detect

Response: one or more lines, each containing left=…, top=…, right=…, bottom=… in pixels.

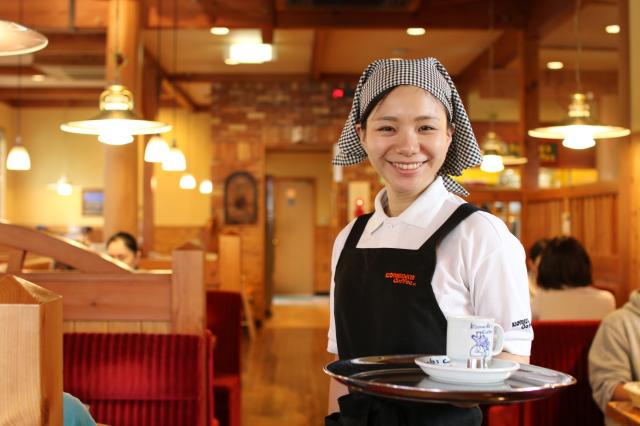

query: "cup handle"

left=492, top=324, right=505, bottom=355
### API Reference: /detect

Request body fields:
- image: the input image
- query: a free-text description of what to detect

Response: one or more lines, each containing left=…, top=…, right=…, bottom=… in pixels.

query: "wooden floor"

left=242, top=296, right=334, bottom=426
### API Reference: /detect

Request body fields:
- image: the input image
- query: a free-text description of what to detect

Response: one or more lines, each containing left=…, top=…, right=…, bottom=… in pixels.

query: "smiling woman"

left=327, top=57, right=532, bottom=426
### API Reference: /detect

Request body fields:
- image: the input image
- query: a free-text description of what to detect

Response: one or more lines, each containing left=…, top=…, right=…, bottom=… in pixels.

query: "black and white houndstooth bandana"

left=333, top=57, right=481, bottom=196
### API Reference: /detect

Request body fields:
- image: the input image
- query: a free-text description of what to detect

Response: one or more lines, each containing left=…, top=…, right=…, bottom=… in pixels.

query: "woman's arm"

left=495, top=351, right=529, bottom=364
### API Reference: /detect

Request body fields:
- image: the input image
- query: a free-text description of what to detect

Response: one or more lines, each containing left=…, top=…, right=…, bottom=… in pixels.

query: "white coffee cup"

left=446, top=316, right=504, bottom=362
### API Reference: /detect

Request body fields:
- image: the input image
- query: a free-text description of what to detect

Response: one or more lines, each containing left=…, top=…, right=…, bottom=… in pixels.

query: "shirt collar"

left=367, top=177, right=450, bottom=234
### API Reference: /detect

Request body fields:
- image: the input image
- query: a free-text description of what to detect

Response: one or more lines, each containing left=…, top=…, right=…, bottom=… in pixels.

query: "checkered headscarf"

left=333, top=57, right=481, bottom=196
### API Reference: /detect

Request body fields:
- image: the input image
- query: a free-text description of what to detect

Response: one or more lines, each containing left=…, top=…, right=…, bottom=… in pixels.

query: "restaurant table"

left=325, top=355, right=576, bottom=405
left=606, top=401, right=640, bottom=426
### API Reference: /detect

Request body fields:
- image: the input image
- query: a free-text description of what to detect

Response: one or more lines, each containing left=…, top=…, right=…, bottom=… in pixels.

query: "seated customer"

left=531, top=236, right=615, bottom=320
left=527, top=238, right=548, bottom=298
left=589, top=290, right=640, bottom=414
left=64, top=392, right=96, bottom=426
left=106, top=231, right=140, bottom=269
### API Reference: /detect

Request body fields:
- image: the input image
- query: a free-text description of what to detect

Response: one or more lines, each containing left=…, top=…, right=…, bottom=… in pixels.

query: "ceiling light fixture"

left=0, top=20, right=48, bottom=56
left=406, top=27, right=426, bottom=36
left=55, top=175, right=73, bottom=196
left=144, top=134, right=170, bottom=162
left=60, top=0, right=171, bottom=144
left=605, top=24, right=620, bottom=34
left=7, top=56, right=31, bottom=171
left=546, top=61, right=564, bottom=70
left=528, top=0, right=630, bottom=149
left=210, top=27, right=229, bottom=35
left=227, top=43, right=273, bottom=64
left=179, top=173, right=196, bottom=189
left=199, top=179, right=213, bottom=194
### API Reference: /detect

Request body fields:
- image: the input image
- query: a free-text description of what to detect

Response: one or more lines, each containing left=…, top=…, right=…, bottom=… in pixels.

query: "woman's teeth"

left=392, top=162, right=424, bottom=170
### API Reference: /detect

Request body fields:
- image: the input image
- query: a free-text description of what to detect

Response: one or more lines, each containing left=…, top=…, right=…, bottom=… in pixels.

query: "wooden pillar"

left=103, top=0, right=141, bottom=240
left=518, top=25, right=541, bottom=250
left=618, top=0, right=640, bottom=299
left=0, top=275, right=63, bottom=425
left=596, top=95, right=622, bottom=182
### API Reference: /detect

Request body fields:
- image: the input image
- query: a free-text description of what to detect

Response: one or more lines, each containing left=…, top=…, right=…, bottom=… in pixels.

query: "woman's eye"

left=419, top=125, right=436, bottom=132
left=377, top=126, right=395, bottom=132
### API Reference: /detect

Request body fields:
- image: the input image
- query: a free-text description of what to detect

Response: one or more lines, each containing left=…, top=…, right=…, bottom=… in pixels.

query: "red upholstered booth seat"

left=64, top=332, right=213, bottom=426
left=207, top=290, right=242, bottom=426
left=483, top=320, right=603, bottom=426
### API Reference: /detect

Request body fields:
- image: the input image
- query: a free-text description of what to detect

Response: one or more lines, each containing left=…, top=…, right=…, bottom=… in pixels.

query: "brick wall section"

left=209, top=79, right=355, bottom=318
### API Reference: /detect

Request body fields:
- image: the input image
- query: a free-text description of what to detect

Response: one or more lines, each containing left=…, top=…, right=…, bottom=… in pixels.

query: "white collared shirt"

left=327, top=177, right=533, bottom=356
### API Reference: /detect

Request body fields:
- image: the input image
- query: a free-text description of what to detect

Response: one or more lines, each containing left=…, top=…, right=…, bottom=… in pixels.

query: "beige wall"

left=266, top=152, right=333, bottom=226
left=0, top=102, right=16, bottom=219
left=152, top=108, right=213, bottom=226
left=0, top=105, right=212, bottom=228
left=4, top=107, right=105, bottom=227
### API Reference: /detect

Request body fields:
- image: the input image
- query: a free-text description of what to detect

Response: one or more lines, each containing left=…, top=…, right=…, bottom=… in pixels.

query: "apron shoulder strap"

left=344, top=213, right=374, bottom=249
left=424, top=203, right=480, bottom=247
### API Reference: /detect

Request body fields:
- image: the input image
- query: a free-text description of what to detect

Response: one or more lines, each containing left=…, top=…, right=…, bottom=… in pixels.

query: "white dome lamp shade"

left=0, top=20, right=48, bottom=56
left=179, top=173, right=196, bottom=190
left=60, top=84, right=172, bottom=144
left=480, top=131, right=505, bottom=173
left=161, top=140, right=187, bottom=171
left=199, top=179, right=213, bottom=194
left=528, top=93, right=628, bottom=150
left=144, top=135, right=170, bottom=162
left=6, top=136, right=31, bottom=170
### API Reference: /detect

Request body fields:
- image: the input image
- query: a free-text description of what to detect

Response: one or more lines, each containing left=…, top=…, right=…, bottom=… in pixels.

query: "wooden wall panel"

left=314, top=225, right=333, bottom=294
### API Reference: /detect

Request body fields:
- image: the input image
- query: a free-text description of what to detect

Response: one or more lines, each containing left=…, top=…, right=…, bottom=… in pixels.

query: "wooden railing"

left=0, top=222, right=205, bottom=335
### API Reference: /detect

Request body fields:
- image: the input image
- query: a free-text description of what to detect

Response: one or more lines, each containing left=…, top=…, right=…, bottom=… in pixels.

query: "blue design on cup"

left=469, top=331, right=490, bottom=357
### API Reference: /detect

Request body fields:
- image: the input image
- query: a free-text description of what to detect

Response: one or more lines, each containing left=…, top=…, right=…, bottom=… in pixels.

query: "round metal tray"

left=324, top=355, right=576, bottom=405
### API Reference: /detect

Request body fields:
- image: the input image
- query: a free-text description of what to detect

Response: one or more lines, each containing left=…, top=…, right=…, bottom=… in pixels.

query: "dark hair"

left=106, top=231, right=139, bottom=254
left=528, top=238, right=549, bottom=262
left=537, top=236, right=592, bottom=289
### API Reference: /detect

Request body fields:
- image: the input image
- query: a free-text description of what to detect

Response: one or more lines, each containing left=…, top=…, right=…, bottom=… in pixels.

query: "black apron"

left=327, top=203, right=482, bottom=426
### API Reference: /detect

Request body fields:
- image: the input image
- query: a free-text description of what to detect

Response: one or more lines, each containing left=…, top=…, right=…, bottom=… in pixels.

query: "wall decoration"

left=82, top=189, right=104, bottom=216
left=224, top=172, right=258, bottom=224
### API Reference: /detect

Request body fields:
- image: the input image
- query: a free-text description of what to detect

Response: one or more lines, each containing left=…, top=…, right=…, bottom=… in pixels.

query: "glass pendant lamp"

left=0, top=16, right=48, bottom=57
left=59, top=0, right=171, bottom=144
left=179, top=173, right=196, bottom=189
left=144, top=135, right=170, bottom=162
left=199, top=179, right=213, bottom=194
left=162, top=140, right=187, bottom=171
left=527, top=0, right=630, bottom=148
left=7, top=56, right=31, bottom=170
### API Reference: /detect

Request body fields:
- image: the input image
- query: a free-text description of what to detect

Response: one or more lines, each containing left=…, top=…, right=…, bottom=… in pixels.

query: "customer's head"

left=527, top=238, right=549, bottom=272
left=106, top=231, right=140, bottom=268
left=537, top=236, right=592, bottom=289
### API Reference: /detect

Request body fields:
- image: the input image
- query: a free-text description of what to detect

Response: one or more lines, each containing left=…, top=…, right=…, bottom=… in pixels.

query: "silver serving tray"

left=324, top=355, right=576, bottom=405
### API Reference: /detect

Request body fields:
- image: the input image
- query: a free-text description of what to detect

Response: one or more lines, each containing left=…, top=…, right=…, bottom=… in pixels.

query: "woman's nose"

left=395, top=130, right=419, bottom=155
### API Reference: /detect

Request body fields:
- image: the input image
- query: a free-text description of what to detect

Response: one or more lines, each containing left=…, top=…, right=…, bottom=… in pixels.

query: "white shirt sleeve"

left=466, top=216, right=532, bottom=356
left=327, top=220, right=356, bottom=354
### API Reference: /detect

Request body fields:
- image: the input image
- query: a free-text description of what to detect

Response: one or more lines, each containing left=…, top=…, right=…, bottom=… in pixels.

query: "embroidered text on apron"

left=329, top=203, right=481, bottom=426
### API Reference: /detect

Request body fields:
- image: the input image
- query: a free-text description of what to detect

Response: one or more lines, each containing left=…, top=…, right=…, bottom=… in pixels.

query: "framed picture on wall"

left=82, top=189, right=104, bottom=216
left=224, top=172, right=257, bottom=224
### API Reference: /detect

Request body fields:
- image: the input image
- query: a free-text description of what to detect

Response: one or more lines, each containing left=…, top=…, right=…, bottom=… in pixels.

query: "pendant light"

left=60, top=0, right=171, bottom=144
left=47, top=175, right=73, bottom=196
left=161, top=0, right=187, bottom=172
left=199, top=179, right=213, bottom=194
left=179, top=173, right=196, bottom=189
left=0, top=2, right=48, bottom=57
left=7, top=56, right=31, bottom=171
left=144, top=0, right=170, bottom=162
left=528, top=0, right=630, bottom=148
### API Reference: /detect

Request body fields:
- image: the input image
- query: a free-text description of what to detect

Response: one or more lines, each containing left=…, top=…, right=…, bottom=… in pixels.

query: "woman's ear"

left=446, top=123, right=455, bottom=147
left=355, top=123, right=366, bottom=149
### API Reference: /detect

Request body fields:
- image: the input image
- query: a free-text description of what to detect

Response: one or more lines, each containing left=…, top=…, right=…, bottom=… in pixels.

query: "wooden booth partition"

left=0, top=221, right=206, bottom=335
left=523, top=182, right=621, bottom=300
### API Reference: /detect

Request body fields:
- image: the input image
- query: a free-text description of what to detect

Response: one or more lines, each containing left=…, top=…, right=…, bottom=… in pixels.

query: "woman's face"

left=107, top=238, right=139, bottom=268
left=357, top=85, right=453, bottom=202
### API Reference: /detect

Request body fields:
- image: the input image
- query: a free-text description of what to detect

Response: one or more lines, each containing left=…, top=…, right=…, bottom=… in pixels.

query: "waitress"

left=326, top=57, right=532, bottom=425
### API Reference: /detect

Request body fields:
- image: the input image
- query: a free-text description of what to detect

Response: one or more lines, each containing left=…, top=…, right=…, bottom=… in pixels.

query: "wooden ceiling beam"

left=33, top=53, right=106, bottom=67
left=0, top=87, right=102, bottom=102
left=168, top=72, right=359, bottom=83
left=41, top=33, right=106, bottom=53
left=310, top=29, right=328, bottom=81
left=143, top=49, right=197, bottom=112
left=454, top=29, right=520, bottom=88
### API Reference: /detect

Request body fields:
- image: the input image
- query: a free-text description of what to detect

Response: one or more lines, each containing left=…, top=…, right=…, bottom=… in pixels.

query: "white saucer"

left=414, top=356, right=520, bottom=385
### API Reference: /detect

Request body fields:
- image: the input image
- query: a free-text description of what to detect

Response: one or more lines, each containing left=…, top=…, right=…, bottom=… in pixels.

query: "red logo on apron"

left=384, top=272, right=416, bottom=287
